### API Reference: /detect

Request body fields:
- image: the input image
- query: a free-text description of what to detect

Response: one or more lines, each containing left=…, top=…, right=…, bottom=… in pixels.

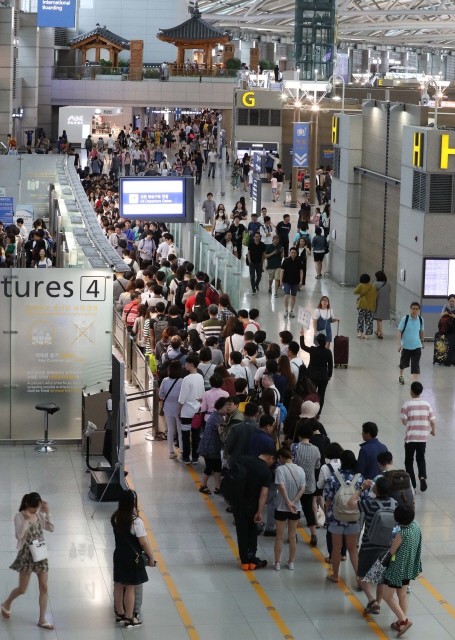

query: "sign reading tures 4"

left=293, top=123, right=309, bottom=168
left=37, top=0, right=76, bottom=28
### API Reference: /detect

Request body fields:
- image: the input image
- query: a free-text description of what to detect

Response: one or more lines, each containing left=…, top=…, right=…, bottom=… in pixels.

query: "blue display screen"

left=119, top=178, right=186, bottom=219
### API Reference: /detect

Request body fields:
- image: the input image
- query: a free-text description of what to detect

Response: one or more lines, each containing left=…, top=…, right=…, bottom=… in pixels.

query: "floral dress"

left=231, top=164, right=242, bottom=188
left=10, top=520, right=48, bottom=574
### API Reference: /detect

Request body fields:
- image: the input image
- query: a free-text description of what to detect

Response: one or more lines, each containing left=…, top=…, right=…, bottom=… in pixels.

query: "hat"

left=300, top=400, right=320, bottom=419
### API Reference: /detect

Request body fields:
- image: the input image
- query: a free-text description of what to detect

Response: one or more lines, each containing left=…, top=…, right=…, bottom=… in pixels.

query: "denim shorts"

left=283, top=283, right=298, bottom=296
left=328, top=522, right=360, bottom=535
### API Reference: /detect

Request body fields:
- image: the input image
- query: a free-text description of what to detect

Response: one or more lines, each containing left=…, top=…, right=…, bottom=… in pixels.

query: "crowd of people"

left=97, top=195, right=432, bottom=635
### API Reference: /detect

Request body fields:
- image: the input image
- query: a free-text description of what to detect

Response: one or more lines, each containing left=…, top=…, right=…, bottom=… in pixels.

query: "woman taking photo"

left=373, top=270, right=391, bottom=339
left=312, top=296, right=339, bottom=349
left=323, top=450, right=363, bottom=584
left=159, top=360, right=184, bottom=459
left=111, top=490, right=155, bottom=628
left=2, top=493, right=54, bottom=629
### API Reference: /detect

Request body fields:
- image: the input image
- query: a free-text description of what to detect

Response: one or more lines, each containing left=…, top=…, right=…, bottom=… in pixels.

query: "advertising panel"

left=1, top=269, right=112, bottom=440
left=0, top=197, right=14, bottom=225
left=37, top=0, right=76, bottom=28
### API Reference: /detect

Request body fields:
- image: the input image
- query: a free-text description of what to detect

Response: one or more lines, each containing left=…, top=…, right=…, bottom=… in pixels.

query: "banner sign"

left=37, top=0, right=76, bottom=28
left=253, top=152, right=262, bottom=174
left=293, top=123, right=310, bottom=168
left=0, top=197, right=14, bottom=225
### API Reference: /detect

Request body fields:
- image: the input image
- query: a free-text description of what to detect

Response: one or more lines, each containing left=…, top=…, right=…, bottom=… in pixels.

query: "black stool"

left=35, top=403, right=60, bottom=453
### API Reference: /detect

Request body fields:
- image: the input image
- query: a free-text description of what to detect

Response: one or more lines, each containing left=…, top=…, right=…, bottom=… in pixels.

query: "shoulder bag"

left=159, top=378, right=178, bottom=416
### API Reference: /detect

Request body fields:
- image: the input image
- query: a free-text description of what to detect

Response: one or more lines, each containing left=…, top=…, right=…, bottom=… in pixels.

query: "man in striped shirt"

left=401, top=381, right=436, bottom=492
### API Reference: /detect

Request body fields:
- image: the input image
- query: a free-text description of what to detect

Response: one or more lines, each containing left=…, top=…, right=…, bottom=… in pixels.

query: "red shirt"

left=185, top=295, right=211, bottom=312
left=123, top=300, right=139, bottom=326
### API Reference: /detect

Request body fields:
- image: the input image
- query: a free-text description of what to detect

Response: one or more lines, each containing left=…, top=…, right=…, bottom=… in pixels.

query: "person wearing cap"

left=299, top=330, right=333, bottom=417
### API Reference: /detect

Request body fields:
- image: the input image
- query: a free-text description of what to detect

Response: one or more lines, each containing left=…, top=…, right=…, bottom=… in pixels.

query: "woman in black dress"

left=111, top=490, right=155, bottom=628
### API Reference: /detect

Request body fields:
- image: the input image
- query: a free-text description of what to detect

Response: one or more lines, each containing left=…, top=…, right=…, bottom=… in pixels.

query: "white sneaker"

left=169, top=452, right=177, bottom=459
left=273, top=563, right=281, bottom=571
left=407, top=585, right=411, bottom=593
left=286, top=562, right=294, bottom=570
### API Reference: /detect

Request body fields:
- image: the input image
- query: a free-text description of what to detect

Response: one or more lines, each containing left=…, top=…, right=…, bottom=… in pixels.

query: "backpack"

left=401, top=314, right=423, bottom=334
left=174, top=280, right=187, bottom=309
left=220, top=462, right=248, bottom=505
left=153, top=315, right=170, bottom=343
left=157, top=350, right=185, bottom=383
left=276, top=401, right=287, bottom=424
left=333, top=471, right=361, bottom=522
left=238, top=396, right=251, bottom=413
left=367, top=498, right=397, bottom=547
left=383, top=469, right=414, bottom=507
left=206, top=284, right=220, bottom=305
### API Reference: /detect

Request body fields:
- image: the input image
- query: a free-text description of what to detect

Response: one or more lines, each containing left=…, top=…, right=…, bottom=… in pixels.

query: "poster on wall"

left=37, top=0, right=76, bottom=27
left=0, top=197, right=14, bottom=225
left=23, top=168, right=57, bottom=219
left=0, top=269, right=113, bottom=440
left=15, top=205, right=34, bottom=232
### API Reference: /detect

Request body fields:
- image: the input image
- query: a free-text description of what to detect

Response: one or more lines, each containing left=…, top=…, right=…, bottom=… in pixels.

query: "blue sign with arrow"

left=293, top=123, right=309, bottom=168
left=0, top=197, right=14, bottom=225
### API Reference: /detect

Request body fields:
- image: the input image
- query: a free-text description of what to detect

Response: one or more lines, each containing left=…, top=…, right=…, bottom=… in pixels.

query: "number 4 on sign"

left=80, top=276, right=106, bottom=301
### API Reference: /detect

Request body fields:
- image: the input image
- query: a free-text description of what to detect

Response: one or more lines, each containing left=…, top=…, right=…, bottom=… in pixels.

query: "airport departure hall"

left=5, top=0, right=455, bottom=638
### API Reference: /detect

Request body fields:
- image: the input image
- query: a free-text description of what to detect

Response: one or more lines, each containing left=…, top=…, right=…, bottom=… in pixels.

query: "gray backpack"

left=333, top=471, right=361, bottom=522
left=367, top=498, right=397, bottom=547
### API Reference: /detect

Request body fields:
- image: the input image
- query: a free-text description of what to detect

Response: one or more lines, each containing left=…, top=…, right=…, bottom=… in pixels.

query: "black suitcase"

left=433, top=332, right=455, bottom=366
left=334, top=322, right=349, bottom=368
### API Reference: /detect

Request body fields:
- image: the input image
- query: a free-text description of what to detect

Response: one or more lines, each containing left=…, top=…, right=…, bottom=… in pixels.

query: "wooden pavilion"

left=157, top=2, right=230, bottom=73
left=68, top=24, right=130, bottom=66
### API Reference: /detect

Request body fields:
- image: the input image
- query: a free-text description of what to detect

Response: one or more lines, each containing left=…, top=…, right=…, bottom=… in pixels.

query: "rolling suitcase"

left=334, top=321, right=349, bottom=368
left=433, top=332, right=455, bottom=366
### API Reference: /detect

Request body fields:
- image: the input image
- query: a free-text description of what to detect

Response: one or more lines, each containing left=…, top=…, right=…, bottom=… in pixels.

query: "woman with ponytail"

left=1, top=492, right=54, bottom=629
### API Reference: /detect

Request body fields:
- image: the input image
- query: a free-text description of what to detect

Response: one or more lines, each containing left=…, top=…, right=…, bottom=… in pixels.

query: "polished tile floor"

left=1, top=162, right=455, bottom=639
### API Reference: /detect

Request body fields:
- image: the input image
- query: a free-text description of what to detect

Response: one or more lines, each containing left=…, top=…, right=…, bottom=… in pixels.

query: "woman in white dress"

left=312, top=296, right=339, bottom=349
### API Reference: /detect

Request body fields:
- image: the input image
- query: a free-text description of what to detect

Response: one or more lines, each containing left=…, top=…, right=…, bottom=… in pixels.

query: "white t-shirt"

left=225, top=240, right=235, bottom=254
left=157, top=241, right=170, bottom=259
left=313, top=308, right=334, bottom=321
left=228, top=363, right=248, bottom=381
left=107, top=137, right=114, bottom=149
left=34, top=258, right=52, bottom=268
left=275, top=463, right=306, bottom=512
left=290, top=357, right=303, bottom=380
left=178, top=373, right=205, bottom=418
left=208, top=151, right=217, bottom=163
left=226, top=334, right=244, bottom=360
left=131, top=516, right=146, bottom=537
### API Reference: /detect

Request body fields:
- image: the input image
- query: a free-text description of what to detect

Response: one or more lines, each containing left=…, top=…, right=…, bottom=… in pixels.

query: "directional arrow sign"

left=293, top=123, right=310, bottom=168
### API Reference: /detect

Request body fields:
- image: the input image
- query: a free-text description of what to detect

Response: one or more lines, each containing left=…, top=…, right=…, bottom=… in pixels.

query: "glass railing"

left=52, top=66, right=237, bottom=81
left=167, top=221, right=240, bottom=310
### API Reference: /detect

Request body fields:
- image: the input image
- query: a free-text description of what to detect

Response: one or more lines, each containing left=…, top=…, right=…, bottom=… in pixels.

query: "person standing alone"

left=401, top=381, right=435, bottom=492
left=280, top=247, right=303, bottom=319
left=398, top=302, right=424, bottom=385
left=247, top=231, right=266, bottom=295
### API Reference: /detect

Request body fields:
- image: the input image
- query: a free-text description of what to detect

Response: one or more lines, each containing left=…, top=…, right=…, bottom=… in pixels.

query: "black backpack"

left=174, top=280, right=187, bottom=310
left=157, top=350, right=186, bottom=383
left=220, top=462, right=248, bottom=506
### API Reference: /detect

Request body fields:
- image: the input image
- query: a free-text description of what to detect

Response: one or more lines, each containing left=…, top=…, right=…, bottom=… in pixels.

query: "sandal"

left=37, top=621, right=54, bottom=630
left=364, top=600, right=380, bottom=615
left=115, top=611, right=126, bottom=625
left=1, top=603, right=10, bottom=618
left=199, top=486, right=211, bottom=495
left=377, top=334, right=383, bottom=339
left=124, top=617, right=143, bottom=628
left=214, top=488, right=221, bottom=494
left=326, top=574, right=339, bottom=583
left=391, top=621, right=400, bottom=631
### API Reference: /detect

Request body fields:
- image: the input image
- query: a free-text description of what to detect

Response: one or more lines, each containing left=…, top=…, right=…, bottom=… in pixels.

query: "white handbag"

left=29, top=540, right=48, bottom=562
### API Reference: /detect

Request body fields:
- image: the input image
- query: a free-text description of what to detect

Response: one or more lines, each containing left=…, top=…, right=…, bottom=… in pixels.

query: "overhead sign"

left=0, top=197, right=14, bottom=225
left=293, top=123, right=309, bottom=168
left=119, top=177, right=194, bottom=223
left=37, top=0, right=76, bottom=27
left=252, top=177, right=262, bottom=215
left=332, top=116, right=339, bottom=145
left=241, top=92, right=256, bottom=107
left=440, top=133, right=455, bottom=169
left=412, top=132, right=424, bottom=168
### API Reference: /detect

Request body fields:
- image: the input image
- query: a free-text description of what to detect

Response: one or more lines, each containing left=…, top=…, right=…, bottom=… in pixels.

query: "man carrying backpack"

left=397, top=301, right=425, bottom=385
left=347, top=476, right=396, bottom=615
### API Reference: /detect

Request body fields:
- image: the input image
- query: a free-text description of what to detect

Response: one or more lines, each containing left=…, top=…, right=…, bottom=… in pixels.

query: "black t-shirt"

left=281, top=257, right=302, bottom=284
left=230, top=223, right=245, bottom=243
left=276, top=221, right=291, bottom=244
left=237, top=455, right=272, bottom=511
left=248, top=240, right=265, bottom=263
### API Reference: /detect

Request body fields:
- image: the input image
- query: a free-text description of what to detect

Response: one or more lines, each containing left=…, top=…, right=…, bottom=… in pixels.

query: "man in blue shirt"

left=123, top=220, right=136, bottom=252
left=248, top=214, right=261, bottom=237
left=398, top=301, right=425, bottom=384
left=357, top=422, right=388, bottom=480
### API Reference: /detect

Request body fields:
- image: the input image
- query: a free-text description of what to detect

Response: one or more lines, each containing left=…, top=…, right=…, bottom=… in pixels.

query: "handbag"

left=29, top=539, right=48, bottom=562
left=148, top=353, right=157, bottom=375
left=120, top=531, right=155, bottom=568
left=362, top=550, right=392, bottom=584
left=191, top=411, right=204, bottom=429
